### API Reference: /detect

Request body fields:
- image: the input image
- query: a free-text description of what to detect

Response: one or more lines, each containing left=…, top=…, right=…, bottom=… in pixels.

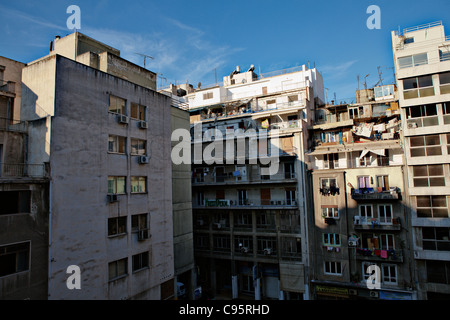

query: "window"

left=439, top=72, right=450, bottom=94
left=410, top=135, right=442, bottom=157
left=108, top=216, right=127, bottom=236
left=322, top=233, right=341, bottom=246
left=213, top=235, right=231, bottom=252
left=131, top=213, right=148, bottom=232
left=285, top=188, right=296, bottom=205
left=382, top=264, right=398, bottom=284
left=203, top=92, right=213, bottom=100
left=234, top=212, right=252, bottom=229
left=257, top=236, right=277, bottom=255
left=321, top=206, right=339, bottom=218
left=422, top=227, right=450, bottom=251
left=378, top=205, right=393, bottom=224
left=108, top=135, right=126, bottom=154
left=404, top=37, right=414, bottom=44
left=108, top=176, right=126, bottom=194
left=324, top=261, right=342, bottom=275
left=358, top=176, right=371, bottom=189
left=377, top=150, right=389, bottom=167
left=238, top=189, right=248, bottom=206
left=403, top=75, right=434, bottom=99
left=235, top=236, right=253, bottom=253
left=444, top=103, right=450, bottom=124
left=360, top=154, right=371, bottom=167
left=130, top=138, right=146, bottom=155
left=281, top=237, right=301, bottom=260
left=416, top=196, right=448, bottom=218
left=426, top=261, right=450, bottom=284
left=380, top=234, right=395, bottom=250
left=109, top=95, right=126, bottom=115
left=413, top=165, right=445, bottom=187
left=0, top=191, right=31, bottom=215
left=132, top=252, right=149, bottom=272
left=324, top=153, right=339, bottom=169
left=359, top=204, right=373, bottom=221
left=440, top=49, right=450, bottom=62
left=406, top=104, right=439, bottom=128
left=0, top=242, right=30, bottom=277
left=374, top=85, right=395, bottom=99
left=349, top=106, right=364, bottom=119
left=398, top=53, right=428, bottom=69
left=131, top=176, right=147, bottom=193
left=130, top=103, right=146, bottom=121
left=108, top=258, right=127, bottom=280
left=376, top=175, right=389, bottom=191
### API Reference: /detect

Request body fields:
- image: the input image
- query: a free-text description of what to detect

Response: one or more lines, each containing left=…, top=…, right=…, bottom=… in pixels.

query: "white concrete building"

left=392, top=21, right=450, bottom=300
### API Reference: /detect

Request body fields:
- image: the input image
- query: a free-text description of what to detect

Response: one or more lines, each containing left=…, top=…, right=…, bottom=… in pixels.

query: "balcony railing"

left=0, top=117, right=28, bottom=133
left=192, top=172, right=297, bottom=185
left=356, top=248, right=403, bottom=263
left=194, top=198, right=298, bottom=208
left=351, top=188, right=400, bottom=200
left=0, top=80, right=16, bottom=95
left=353, top=217, right=402, bottom=231
left=0, top=163, right=47, bottom=178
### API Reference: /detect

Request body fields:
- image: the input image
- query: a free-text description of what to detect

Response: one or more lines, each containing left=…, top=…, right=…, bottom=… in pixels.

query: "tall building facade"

left=14, top=32, right=191, bottom=299
left=0, top=56, right=49, bottom=300
left=392, top=21, right=450, bottom=300
left=308, top=85, right=416, bottom=300
left=170, top=65, right=324, bottom=299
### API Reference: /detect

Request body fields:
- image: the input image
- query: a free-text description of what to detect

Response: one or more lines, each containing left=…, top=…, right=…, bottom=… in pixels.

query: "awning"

left=359, top=149, right=386, bottom=158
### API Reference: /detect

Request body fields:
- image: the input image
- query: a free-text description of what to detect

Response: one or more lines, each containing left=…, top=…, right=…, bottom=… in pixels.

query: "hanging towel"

left=381, top=250, right=388, bottom=259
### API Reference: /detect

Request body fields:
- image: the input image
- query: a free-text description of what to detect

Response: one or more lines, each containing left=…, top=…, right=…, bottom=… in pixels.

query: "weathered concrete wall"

left=0, top=181, right=49, bottom=300
left=0, top=56, right=26, bottom=121
left=48, top=56, right=173, bottom=300
left=171, top=106, right=194, bottom=284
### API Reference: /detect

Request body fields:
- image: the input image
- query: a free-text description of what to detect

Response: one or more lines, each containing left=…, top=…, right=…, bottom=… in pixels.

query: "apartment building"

left=16, top=32, right=189, bottom=299
left=392, top=21, right=450, bottom=300
left=0, top=56, right=49, bottom=300
left=307, top=84, right=416, bottom=300
left=167, top=64, right=324, bottom=299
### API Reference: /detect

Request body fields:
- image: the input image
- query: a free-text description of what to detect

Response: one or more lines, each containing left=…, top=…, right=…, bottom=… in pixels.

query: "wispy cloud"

left=320, top=60, right=358, bottom=76
left=0, top=5, right=66, bottom=31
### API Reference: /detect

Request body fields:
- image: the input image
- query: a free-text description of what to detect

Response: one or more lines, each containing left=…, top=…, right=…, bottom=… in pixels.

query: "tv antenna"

left=135, top=53, right=154, bottom=69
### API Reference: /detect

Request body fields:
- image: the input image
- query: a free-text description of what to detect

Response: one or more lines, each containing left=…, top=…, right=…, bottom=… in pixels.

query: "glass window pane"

left=410, top=148, right=425, bottom=157
left=422, top=228, right=435, bottom=239
left=410, top=136, right=424, bottom=147
left=414, top=53, right=428, bottom=66
left=117, top=177, right=126, bottom=194
left=404, top=90, right=419, bottom=99
left=440, top=72, right=450, bottom=85
left=425, top=135, right=440, bottom=146
left=426, top=146, right=442, bottom=156
left=413, top=166, right=428, bottom=177
left=432, top=196, right=447, bottom=207
left=417, top=196, right=431, bottom=207
left=428, top=165, right=443, bottom=176
left=418, top=75, right=433, bottom=88
left=419, top=87, right=435, bottom=97
left=429, top=177, right=445, bottom=187
left=399, top=56, right=412, bottom=69
left=109, top=96, right=117, bottom=112
left=414, top=178, right=429, bottom=187
left=425, top=104, right=437, bottom=116
left=403, top=77, right=418, bottom=90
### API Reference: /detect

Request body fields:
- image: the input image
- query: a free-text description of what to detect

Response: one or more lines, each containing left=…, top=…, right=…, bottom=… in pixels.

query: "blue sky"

left=1, top=0, right=449, bottom=102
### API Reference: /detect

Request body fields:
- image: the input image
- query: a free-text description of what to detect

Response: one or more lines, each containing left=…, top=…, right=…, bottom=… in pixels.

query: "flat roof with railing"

left=394, top=20, right=443, bottom=36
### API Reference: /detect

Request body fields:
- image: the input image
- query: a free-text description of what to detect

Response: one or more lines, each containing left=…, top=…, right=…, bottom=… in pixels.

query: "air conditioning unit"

left=353, top=216, right=361, bottom=225
left=369, top=291, right=379, bottom=298
left=118, top=115, right=129, bottom=124
left=240, top=247, right=249, bottom=253
left=138, top=229, right=149, bottom=241
left=139, top=121, right=148, bottom=129
left=107, top=194, right=118, bottom=203
left=263, top=248, right=272, bottom=255
left=407, top=122, right=417, bottom=129
left=138, top=156, right=149, bottom=164
left=348, top=240, right=358, bottom=247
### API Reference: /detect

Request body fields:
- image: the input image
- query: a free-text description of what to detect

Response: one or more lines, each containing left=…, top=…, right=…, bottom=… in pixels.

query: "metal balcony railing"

left=0, top=163, right=46, bottom=178
left=194, top=198, right=298, bottom=208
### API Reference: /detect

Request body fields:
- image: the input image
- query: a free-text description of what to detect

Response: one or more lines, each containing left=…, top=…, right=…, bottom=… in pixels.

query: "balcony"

left=192, top=172, right=297, bottom=186
left=0, top=118, right=27, bottom=133
left=353, top=217, right=402, bottom=231
left=351, top=187, right=400, bottom=200
left=0, top=80, right=16, bottom=97
left=0, top=163, right=47, bottom=178
left=194, top=198, right=298, bottom=209
left=356, top=248, right=404, bottom=263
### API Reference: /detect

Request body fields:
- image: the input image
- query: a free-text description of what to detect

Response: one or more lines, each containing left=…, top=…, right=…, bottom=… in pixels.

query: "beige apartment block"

left=308, top=84, right=415, bottom=300
left=392, top=21, right=450, bottom=300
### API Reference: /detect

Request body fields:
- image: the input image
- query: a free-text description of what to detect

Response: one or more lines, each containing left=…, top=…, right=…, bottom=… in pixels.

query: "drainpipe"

left=48, top=178, right=52, bottom=299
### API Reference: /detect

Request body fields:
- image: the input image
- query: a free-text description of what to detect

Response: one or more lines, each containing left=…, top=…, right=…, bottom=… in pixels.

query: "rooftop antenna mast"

left=135, top=53, right=154, bottom=69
